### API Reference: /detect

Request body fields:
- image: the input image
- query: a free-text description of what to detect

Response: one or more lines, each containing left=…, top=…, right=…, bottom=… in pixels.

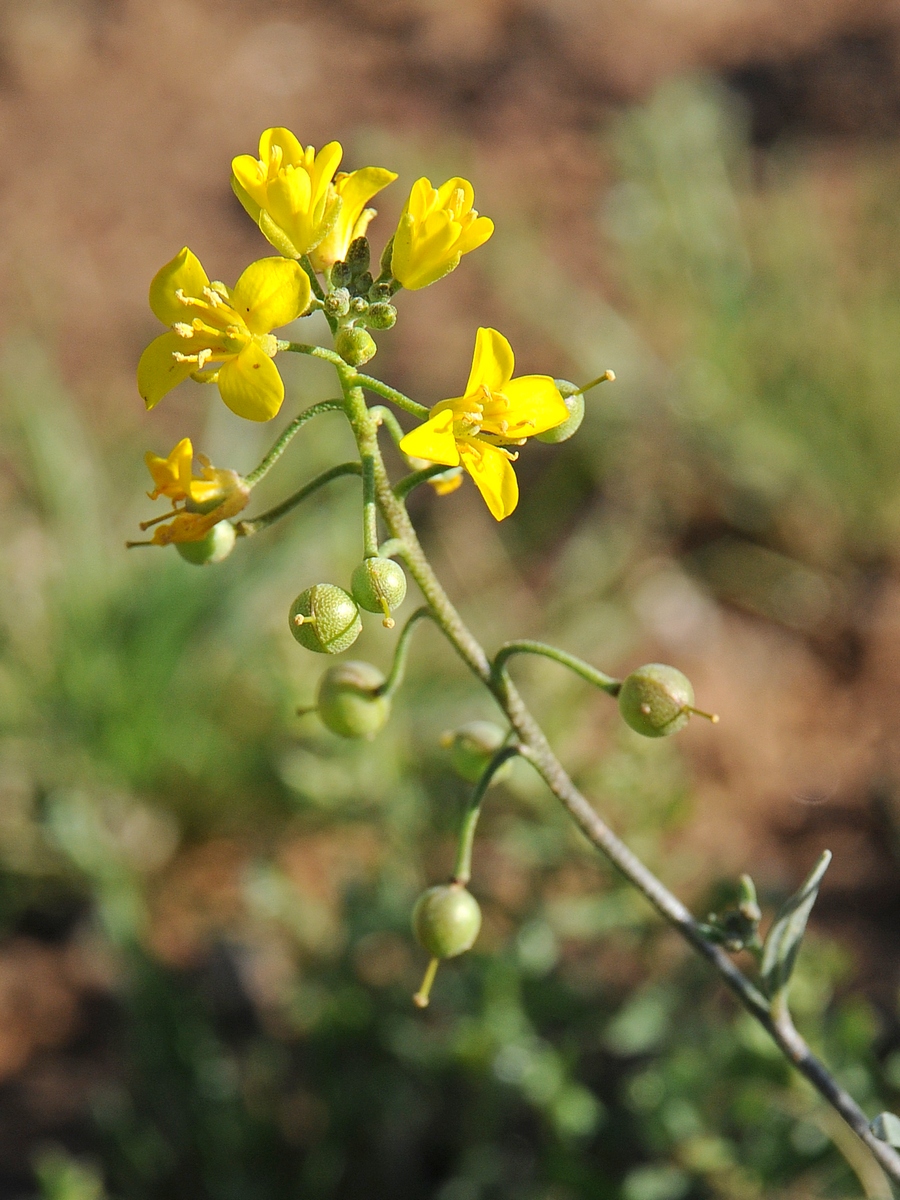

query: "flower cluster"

left=135, top=125, right=583, bottom=557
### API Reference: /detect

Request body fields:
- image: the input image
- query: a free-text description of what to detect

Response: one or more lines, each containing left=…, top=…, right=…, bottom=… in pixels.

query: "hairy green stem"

left=370, top=406, right=407, bottom=446
left=377, top=538, right=407, bottom=560
left=245, top=400, right=345, bottom=487
left=492, top=640, right=621, bottom=696
left=332, top=357, right=900, bottom=1187
left=351, top=372, right=429, bottom=419
left=234, top=461, right=362, bottom=536
left=377, top=606, right=435, bottom=699
left=394, top=465, right=456, bottom=500
left=453, top=746, right=522, bottom=886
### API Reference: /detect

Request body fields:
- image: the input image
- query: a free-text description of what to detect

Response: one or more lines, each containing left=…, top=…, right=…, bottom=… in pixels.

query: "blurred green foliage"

left=2, top=76, right=900, bottom=1199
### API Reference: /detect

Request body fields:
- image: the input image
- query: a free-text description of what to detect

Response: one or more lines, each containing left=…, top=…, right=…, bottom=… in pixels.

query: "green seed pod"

left=316, top=661, right=391, bottom=739
left=367, top=302, right=397, bottom=330
left=442, top=720, right=511, bottom=784
left=536, top=379, right=584, bottom=444
left=412, top=884, right=482, bottom=959
left=617, top=663, right=694, bottom=738
left=324, top=287, right=350, bottom=317
left=335, top=326, right=377, bottom=367
left=175, top=521, right=236, bottom=565
left=289, top=584, right=362, bottom=654
left=351, top=557, right=407, bottom=627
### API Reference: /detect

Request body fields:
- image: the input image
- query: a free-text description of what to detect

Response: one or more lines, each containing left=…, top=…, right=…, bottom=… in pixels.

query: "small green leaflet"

left=870, top=1112, right=900, bottom=1147
left=760, top=850, right=831, bottom=1003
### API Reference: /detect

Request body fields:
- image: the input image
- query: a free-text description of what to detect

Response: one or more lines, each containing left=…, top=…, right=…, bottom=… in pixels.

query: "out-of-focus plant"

left=121, top=121, right=900, bottom=1191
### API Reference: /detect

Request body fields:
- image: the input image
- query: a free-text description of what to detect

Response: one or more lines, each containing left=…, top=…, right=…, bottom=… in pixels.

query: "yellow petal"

left=148, top=247, right=210, bottom=326
left=137, top=332, right=198, bottom=410
left=231, top=171, right=262, bottom=222
left=259, top=127, right=306, bottom=168
left=145, top=437, right=193, bottom=498
left=309, top=166, right=398, bottom=269
left=217, top=343, right=284, bottom=421
left=436, top=177, right=475, bottom=216
left=465, top=327, right=514, bottom=396
left=231, top=257, right=311, bottom=334
left=458, top=439, right=518, bottom=520
left=398, top=411, right=460, bottom=466
left=503, top=376, right=570, bottom=436
left=455, top=214, right=494, bottom=255
left=310, top=141, right=344, bottom=196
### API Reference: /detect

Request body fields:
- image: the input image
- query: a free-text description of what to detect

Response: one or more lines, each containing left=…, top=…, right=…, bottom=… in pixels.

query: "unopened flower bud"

left=289, top=584, right=362, bottom=654
left=368, top=281, right=393, bottom=303
left=175, top=521, right=236, bottom=565
left=353, top=271, right=374, bottom=296
left=349, top=296, right=368, bottom=315
left=316, top=661, right=391, bottom=739
left=351, top=556, right=407, bottom=627
left=330, top=261, right=353, bottom=289
left=442, top=720, right=511, bottom=784
left=367, top=302, right=397, bottom=330
left=324, top=287, right=350, bottom=317
left=617, top=663, right=697, bottom=738
left=335, top=326, right=377, bottom=367
left=412, top=884, right=481, bottom=959
left=346, top=236, right=370, bottom=276
left=536, top=379, right=585, bottom=444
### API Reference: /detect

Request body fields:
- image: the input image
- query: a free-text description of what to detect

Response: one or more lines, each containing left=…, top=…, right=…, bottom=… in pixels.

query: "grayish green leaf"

left=760, top=850, right=832, bottom=1002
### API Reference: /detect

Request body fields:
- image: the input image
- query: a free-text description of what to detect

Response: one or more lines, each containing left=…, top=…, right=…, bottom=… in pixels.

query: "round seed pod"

left=412, top=884, right=482, bottom=959
left=316, top=660, right=391, bottom=739
left=443, top=720, right=512, bottom=784
left=351, top=557, right=407, bottom=626
left=617, top=663, right=694, bottom=738
left=289, top=585, right=362, bottom=654
left=335, top=326, right=377, bottom=367
left=175, top=521, right=236, bottom=565
left=536, top=379, right=584, bottom=444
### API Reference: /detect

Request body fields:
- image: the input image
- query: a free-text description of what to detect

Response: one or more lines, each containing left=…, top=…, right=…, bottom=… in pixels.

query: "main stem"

left=335, top=363, right=900, bottom=1186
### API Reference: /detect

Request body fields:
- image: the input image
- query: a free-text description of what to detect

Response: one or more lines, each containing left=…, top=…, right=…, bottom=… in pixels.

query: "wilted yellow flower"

left=309, top=167, right=398, bottom=271
left=399, top=328, right=568, bottom=520
left=391, top=176, right=494, bottom=290
left=138, top=438, right=249, bottom=546
left=232, top=128, right=343, bottom=259
left=137, top=248, right=310, bottom=422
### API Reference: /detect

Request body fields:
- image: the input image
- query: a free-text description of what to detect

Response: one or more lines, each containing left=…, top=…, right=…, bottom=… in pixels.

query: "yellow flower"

left=137, top=248, right=310, bottom=422
left=139, top=438, right=249, bottom=546
left=391, top=176, right=494, bottom=290
left=308, top=167, right=398, bottom=271
left=231, top=128, right=344, bottom=258
left=398, top=328, right=569, bottom=520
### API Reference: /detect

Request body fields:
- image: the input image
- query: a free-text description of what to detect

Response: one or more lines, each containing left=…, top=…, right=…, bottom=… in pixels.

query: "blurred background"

left=5, top=0, right=900, bottom=1196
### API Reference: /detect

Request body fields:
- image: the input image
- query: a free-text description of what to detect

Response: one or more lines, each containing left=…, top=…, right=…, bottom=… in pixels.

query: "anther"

left=173, top=322, right=193, bottom=338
